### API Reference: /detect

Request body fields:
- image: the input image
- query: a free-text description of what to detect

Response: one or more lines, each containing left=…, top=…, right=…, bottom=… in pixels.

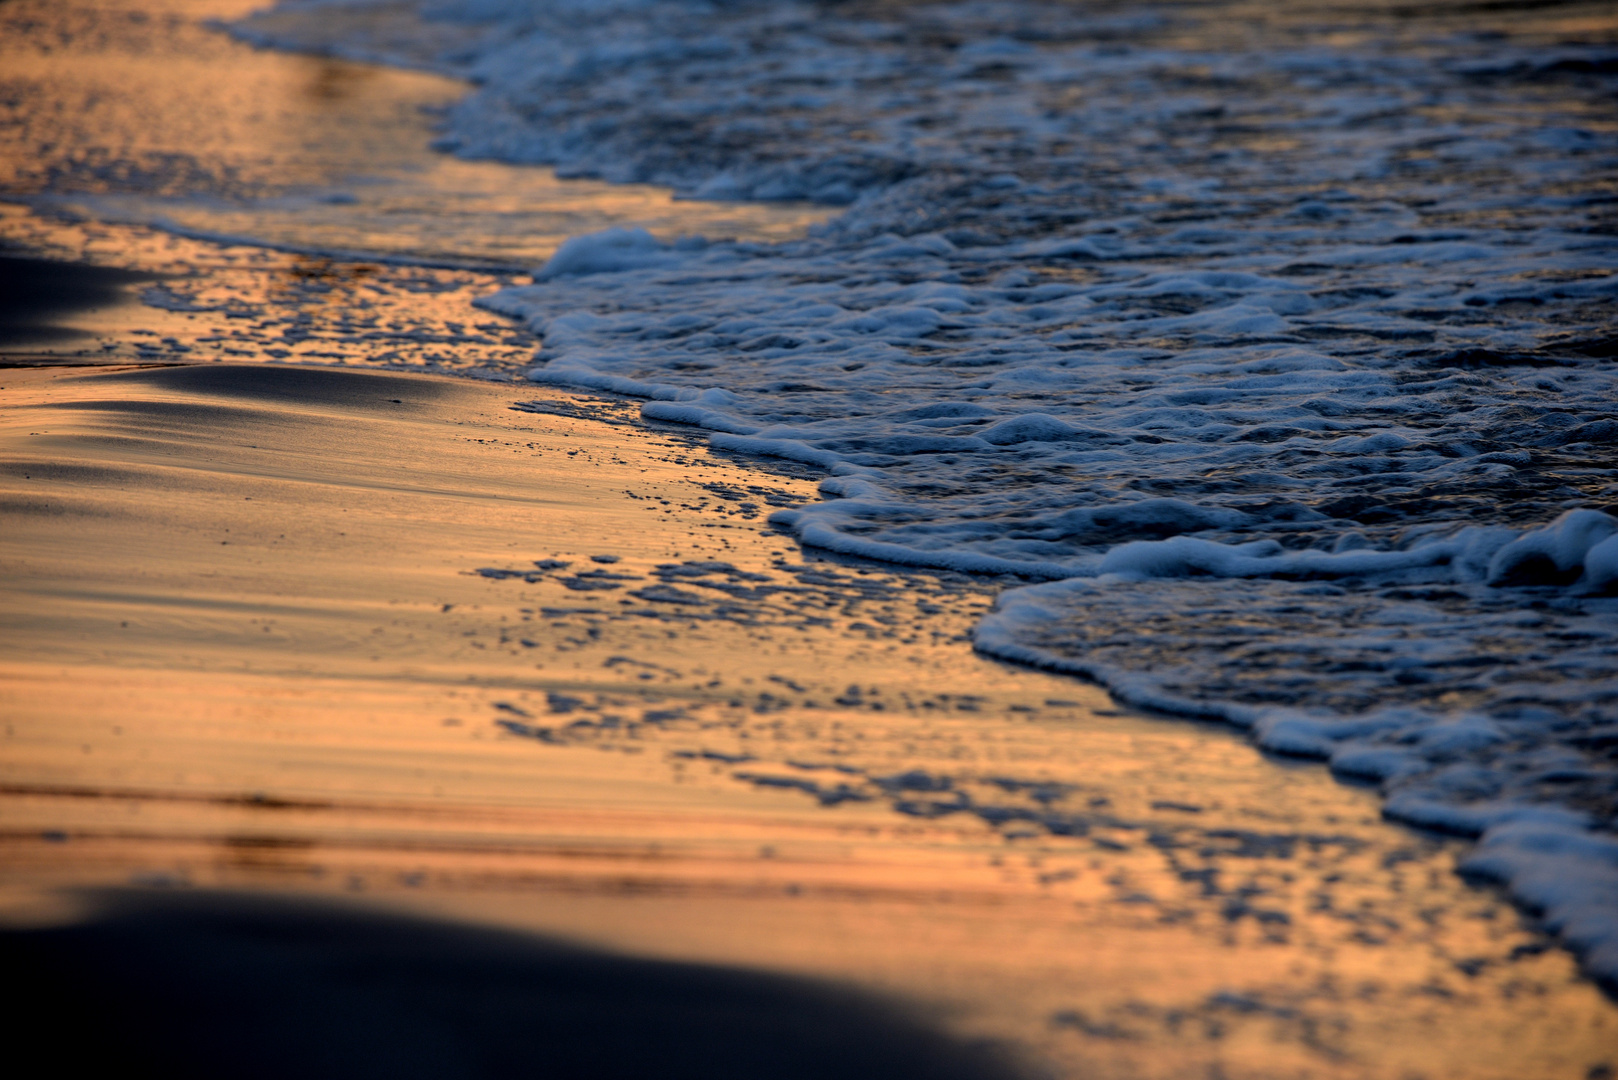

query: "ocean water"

left=231, top=0, right=1618, bottom=991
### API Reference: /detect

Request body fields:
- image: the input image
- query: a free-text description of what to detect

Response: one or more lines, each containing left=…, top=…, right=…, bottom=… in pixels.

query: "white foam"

left=1459, top=818, right=1618, bottom=992
left=536, top=227, right=700, bottom=280
left=1488, top=508, right=1618, bottom=586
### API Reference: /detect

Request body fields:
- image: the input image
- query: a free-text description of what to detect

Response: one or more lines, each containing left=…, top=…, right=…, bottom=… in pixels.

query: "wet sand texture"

left=5, top=360, right=1617, bottom=1079
left=0, top=0, right=830, bottom=271
left=0, top=889, right=1022, bottom=1080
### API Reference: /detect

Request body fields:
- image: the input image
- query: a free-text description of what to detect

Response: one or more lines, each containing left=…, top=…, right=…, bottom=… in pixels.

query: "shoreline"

left=3, top=0, right=1617, bottom=1071
left=3, top=359, right=1614, bottom=1077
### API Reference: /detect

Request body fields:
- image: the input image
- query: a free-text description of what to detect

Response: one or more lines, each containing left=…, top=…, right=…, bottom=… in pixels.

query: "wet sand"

left=3, top=0, right=1616, bottom=1073
left=0, top=0, right=831, bottom=269
left=0, top=213, right=543, bottom=371
left=2, top=360, right=1614, bottom=1079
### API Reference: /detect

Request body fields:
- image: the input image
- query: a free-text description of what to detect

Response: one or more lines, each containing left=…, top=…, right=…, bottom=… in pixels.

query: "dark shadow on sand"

left=0, top=255, right=159, bottom=347
left=97, top=362, right=455, bottom=409
left=0, top=890, right=1031, bottom=1080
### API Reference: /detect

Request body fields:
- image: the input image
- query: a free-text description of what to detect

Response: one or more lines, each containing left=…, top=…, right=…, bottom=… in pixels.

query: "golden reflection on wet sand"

left=0, top=210, right=540, bottom=370
left=0, top=0, right=832, bottom=267
left=1, top=362, right=1613, bottom=1079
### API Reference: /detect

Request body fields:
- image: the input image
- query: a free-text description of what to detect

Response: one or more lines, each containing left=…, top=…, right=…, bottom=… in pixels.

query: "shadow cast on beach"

left=96, top=361, right=458, bottom=408
left=0, top=255, right=159, bottom=349
left=0, top=889, right=1031, bottom=1080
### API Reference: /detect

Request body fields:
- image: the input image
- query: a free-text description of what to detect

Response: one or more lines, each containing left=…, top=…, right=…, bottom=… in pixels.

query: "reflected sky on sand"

left=0, top=0, right=831, bottom=269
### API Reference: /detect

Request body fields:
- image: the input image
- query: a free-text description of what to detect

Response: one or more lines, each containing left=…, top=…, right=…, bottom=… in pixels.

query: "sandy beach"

left=3, top=0, right=1617, bottom=1075
left=1, top=359, right=1612, bottom=1077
